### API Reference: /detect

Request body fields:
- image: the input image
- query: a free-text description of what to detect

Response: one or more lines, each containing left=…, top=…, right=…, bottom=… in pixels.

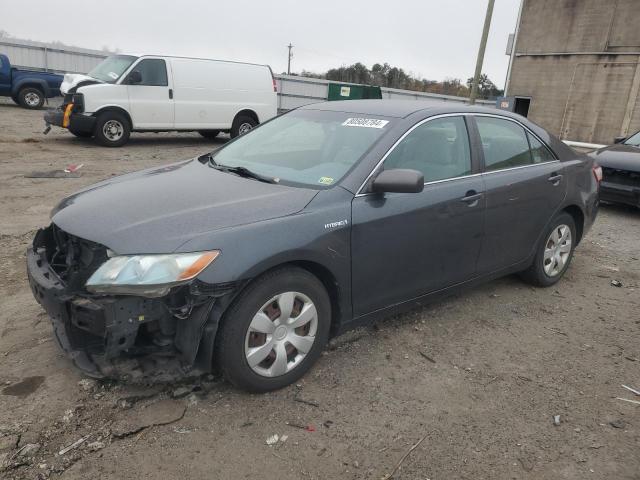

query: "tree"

left=298, top=62, right=501, bottom=99
left=466, top=73, right=503, bottom=100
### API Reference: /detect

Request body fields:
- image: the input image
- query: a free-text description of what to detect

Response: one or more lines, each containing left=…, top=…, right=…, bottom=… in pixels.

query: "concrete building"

left=504, top=0, right=640, bottom=144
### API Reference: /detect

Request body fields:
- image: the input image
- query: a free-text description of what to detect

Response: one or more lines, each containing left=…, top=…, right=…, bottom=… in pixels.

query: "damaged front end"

left=26, top=224, right=238, bottom=383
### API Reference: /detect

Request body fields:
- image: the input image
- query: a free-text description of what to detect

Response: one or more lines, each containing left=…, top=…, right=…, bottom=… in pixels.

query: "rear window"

left=211, top=110, right=393, bottom=188
left=476, top=117, right=532, bottom=171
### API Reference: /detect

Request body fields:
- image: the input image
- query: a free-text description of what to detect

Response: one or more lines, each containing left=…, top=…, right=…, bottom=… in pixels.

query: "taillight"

left=593, top=164, right=603, bottom=183
left=272, top=76, right=277, bottom=93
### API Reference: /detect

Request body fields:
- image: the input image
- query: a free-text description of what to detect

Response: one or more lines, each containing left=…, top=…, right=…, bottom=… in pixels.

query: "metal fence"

left=1, top=37, right=493, bottom=109
left=0, top=38, right=108, bottom=74
left=275, top=74, right=494, bottom=111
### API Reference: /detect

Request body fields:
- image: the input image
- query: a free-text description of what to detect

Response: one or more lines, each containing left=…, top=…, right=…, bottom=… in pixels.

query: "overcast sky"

left=1, top=0, right=520, bottom=87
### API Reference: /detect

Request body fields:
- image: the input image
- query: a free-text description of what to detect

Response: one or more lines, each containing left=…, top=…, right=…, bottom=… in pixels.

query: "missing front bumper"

left=26, top=227, right=235, bottom=383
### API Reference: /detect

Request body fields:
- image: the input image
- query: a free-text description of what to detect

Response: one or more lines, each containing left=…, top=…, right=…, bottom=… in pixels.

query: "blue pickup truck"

left=0, top=54, right=63, bottom=109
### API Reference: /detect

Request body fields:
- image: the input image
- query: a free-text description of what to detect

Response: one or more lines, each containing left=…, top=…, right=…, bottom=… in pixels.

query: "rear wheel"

left=94, top=111, right=130, bottom=147
left=215, top=267, right=331, bottom=392
left=18, top=87, right=45, bottom=109
left=230, top=114, right=257, bottom=138
left=520, top=212, right=576, bottom=287
left=198, top=130, right=220, bottom=139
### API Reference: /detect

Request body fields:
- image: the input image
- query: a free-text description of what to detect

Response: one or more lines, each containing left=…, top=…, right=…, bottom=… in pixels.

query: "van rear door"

left=125, top=58, right=174, bottom=129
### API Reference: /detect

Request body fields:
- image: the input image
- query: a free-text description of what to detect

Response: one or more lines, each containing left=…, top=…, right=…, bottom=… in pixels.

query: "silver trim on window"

left=354, top=112, right=559, bottom=197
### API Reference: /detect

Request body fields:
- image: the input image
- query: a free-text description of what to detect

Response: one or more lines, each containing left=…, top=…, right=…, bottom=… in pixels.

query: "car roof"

left=300, top=99, right=498, bottom=118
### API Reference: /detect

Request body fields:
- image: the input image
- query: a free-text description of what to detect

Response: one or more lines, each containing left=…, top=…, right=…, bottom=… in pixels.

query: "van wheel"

left=18, top=87, right=45, bottom=109
left=215, top=266, right=331, bottom=392
left=230, top=114, right=257, bottom=138
left=199, top=130, right=220, bottom=139
left=94, top=111, right=130, bottom=147
left=520, top=212, right=576, bottom=287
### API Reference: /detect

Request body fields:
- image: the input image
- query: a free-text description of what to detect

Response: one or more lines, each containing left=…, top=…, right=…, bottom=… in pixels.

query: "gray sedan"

left=27, top=100, right=600, bottom=392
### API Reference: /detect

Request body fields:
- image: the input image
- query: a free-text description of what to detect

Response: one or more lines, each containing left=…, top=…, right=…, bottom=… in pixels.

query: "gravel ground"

left=0, top=99, right=639, bottom=480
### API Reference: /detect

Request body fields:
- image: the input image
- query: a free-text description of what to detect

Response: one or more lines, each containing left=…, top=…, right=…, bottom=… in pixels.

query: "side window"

left=132, top=59, right=168, bottom=86
left=0, top=57, right=3, bottom=69
left=527, top=132, right=555, bottom=163
left=476, top=117, right=532, bottom=171
left=384, top=116, right=471, bottom=183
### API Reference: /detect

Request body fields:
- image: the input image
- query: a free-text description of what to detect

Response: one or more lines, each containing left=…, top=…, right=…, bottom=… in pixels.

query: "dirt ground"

left=0, top=98, right=639, bottom=480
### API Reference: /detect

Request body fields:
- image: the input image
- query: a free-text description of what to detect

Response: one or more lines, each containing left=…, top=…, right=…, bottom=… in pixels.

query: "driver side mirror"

left=371, top=169, right=424, bottom=194
left=614, top=136, right=626, bottom=144
left=126, top=70, right=142, bottom=85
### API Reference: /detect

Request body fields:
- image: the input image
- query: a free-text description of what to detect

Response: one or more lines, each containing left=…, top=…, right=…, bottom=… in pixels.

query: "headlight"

left=85, top=251, right=219, bottom=297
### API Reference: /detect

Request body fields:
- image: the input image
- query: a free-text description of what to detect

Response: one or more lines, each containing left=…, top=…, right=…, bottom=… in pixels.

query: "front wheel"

left=520, top=212, right=576, bottom=287
left=18, top=87, right=45, bottom=109
left=230, top=114, right=257, bottom=138
left=93, top=111, right=131, bottom=147
left=215, top=267, right=331, bottom=392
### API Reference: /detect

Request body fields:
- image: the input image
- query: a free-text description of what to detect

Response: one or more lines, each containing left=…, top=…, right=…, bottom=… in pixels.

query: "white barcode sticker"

left=342, top=118, right=389, bottom=129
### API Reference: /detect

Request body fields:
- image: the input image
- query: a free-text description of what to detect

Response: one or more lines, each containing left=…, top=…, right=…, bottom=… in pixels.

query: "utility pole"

left=469, top=0, right=495, bottom=105
left=287, top=43, right=294, bottom=75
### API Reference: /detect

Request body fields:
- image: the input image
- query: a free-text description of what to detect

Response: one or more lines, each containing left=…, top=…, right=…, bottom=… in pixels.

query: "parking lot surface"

left=1, top=99, right=639, bottom=479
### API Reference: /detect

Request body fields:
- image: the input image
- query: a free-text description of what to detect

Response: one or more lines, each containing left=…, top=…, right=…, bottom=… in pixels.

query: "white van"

left=44, top=55, right=278, bottom=146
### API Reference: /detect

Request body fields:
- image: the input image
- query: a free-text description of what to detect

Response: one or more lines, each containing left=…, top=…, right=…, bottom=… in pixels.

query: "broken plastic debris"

left=553, top=415, right=561, bottom=426
left=610, top=280, right=623, bottom=287
left=266, top=434, right=279, bottom=446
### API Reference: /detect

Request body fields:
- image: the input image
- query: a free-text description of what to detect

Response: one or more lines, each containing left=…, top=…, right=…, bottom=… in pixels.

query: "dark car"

left=0, top=54, right=62, bottom=109
left=588, top=130, right=640, bottom=208
left=26, top=100, right=600, bottom=392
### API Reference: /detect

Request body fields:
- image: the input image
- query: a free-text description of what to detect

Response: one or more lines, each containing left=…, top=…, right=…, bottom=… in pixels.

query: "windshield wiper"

left=208, top=155, right=279, bottom=184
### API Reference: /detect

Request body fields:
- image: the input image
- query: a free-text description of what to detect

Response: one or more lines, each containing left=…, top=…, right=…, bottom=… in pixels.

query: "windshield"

left=624, top=130, right=640, bottom=146
left=211, top=110, right=392, bottom=188
left=88, top=55, right=138, bottom=83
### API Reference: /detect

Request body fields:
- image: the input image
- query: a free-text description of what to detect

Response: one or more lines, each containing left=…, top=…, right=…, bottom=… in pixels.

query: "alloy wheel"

left=24, top=92, right=41, bottom=107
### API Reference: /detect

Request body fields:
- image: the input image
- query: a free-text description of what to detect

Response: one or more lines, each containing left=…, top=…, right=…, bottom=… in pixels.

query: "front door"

left=126, top=58, right=174, bottom=129
left=351, top=115, right=485, bottom=316
left=472, top=115, right=567, bottom=273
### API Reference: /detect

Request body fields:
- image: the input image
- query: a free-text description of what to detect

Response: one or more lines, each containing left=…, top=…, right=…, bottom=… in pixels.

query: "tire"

left=198, top=130, right=220, bottom=139
left=68, top=128, right=93, bottom=138
left=18, top=87, right=45, bottom=109
left=215, top=266, right=331, bottom=392
left=230, top=114, right=257, bottom=138
left=520, top=212, right=576, bottom=287
left=93, top=111, right=130, bottom=147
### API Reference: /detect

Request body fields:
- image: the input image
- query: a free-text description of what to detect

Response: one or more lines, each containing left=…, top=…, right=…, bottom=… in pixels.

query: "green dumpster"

left=327, top=83, right=382, bottom=101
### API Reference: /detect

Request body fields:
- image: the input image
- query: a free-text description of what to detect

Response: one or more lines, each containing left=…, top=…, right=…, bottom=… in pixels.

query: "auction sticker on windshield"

left=342, top=118, right=389, bottom=129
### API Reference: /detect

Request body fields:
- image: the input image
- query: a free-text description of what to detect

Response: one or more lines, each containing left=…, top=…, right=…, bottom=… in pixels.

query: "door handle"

left=548, top=173, right=563, bottom=185
left=168, top=88, right=173, bottom=99
left=460, top=190, right=483, bottom=206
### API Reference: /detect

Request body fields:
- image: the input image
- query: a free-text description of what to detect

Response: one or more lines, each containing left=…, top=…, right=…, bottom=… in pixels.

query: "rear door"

left=126, top=58, right=174, bottom=129
left=472, top=115, right=566, bottom=273
left=351, top=115, right=486, bottom=316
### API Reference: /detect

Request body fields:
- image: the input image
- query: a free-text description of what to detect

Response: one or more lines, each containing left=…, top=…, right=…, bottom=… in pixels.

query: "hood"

left=588, top=144, right=640, bottom=171
left=51, top=158, right=318, bottom=254
left=60, top=73, right=102, bottom=94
